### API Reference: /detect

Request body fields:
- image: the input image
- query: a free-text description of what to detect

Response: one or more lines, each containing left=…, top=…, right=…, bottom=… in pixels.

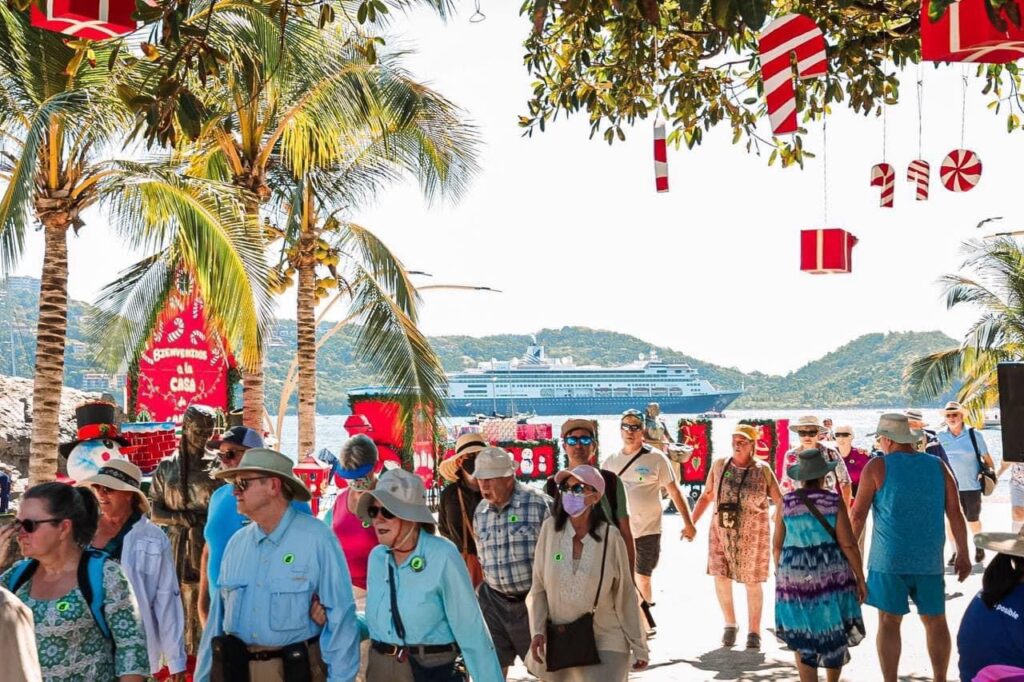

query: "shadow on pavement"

left=668, top=648, right=798, bottom=680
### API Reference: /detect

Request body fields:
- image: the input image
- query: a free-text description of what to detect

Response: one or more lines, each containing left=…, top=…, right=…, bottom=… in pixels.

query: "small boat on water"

left=984, top=411, right=1001, bottom=429
left=698, top=410, right=726, bottom=419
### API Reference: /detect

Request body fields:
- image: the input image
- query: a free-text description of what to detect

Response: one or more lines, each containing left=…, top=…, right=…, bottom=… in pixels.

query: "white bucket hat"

left=356, top=468, right=435, bottom=525
left=789, top=415, right=826, bottom=434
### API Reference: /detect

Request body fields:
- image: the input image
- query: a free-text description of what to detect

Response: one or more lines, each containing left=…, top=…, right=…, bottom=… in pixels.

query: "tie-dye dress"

left=775, top=488, right=865, bottom=669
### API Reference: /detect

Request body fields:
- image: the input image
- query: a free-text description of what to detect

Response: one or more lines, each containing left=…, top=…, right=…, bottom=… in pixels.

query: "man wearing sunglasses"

left=198, top=426, right=311, bottom=627
left=602, top=409, right=697, bottom=608
left=542, top=418, right=636, bottom=572
left=196, top=448, right=360, bottom=682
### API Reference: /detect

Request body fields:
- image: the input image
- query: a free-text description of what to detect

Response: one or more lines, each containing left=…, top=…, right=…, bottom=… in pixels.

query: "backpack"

left=5, top=547, right=111, bottom=640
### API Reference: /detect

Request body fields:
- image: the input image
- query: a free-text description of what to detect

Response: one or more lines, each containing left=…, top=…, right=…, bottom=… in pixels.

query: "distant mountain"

left=0, top=277, right=960, bottom=412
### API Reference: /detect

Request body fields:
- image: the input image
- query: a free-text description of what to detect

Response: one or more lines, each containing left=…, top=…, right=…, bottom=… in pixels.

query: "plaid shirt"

left=473, top=483, right=551, bottom=595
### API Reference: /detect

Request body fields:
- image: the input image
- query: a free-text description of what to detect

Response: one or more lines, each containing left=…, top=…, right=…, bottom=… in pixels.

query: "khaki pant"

left=365, top=648, right=458, bottom=682
left=247, top=640, right=328, bottom=682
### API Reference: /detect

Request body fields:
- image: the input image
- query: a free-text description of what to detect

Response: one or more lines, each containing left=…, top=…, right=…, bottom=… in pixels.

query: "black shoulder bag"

left=545, top=527, right=609, bottom=672
left=388, top=563, right=466, bottom=682
left=968, top=428, right=998, bottom=496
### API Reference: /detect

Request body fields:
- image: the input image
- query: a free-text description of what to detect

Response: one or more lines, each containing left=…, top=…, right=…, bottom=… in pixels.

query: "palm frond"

left=338, top=220, right=419, bottom=320
left=904, top=348, right=964, bottom=400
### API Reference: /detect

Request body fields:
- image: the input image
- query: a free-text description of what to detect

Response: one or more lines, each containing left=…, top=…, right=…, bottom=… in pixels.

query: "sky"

left=13, top=5, right=1024, bottom=375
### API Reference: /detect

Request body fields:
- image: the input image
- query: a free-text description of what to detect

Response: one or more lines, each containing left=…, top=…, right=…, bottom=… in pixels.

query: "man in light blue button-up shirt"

left=196, top=448, right=360, bottom=682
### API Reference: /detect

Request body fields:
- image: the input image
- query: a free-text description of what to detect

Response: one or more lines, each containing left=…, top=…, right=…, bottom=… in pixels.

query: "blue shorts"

left=866, top=571, right=945, bottom=616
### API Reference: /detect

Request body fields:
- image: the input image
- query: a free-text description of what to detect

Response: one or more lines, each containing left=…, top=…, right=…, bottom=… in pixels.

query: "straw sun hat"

left=438, top=432, right=488, bottom=483
left=79, top=459, right=150, bottom=513
left=975, top=529, right=1024, bottom=558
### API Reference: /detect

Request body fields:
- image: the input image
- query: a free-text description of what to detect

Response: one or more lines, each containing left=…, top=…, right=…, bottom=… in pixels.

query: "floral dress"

left=708, top=458, right=773, bottom=583
left=1, top=558, right=149, bottom=681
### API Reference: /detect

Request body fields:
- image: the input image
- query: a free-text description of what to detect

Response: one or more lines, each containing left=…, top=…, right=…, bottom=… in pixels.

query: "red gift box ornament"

left=31, top=0, right=138, bottom=41
left=800, top=228, right=858, bottom=274
left=758, top=14, right=828, bottom=135
left=921, top=0, right=1024, bottom=63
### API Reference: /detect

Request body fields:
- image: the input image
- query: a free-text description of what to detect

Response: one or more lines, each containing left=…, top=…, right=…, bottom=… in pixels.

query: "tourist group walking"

left=4, top=403, right=1024, bottom=681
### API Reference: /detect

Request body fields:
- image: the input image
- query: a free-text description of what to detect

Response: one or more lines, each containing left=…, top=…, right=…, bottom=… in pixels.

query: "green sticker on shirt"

left=56, top=601, right=70, bottom=613
left=411, top=556, right=426, bottom=572
left=283, top=553, right=295, bottom=565
left=362, top=521, right=371, bottom=529
left=510, top=514, right=519, bottom=523
left=554, top=552, right=563, bottom=561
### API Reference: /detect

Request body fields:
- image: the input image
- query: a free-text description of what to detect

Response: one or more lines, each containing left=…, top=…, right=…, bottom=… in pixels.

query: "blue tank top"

left=869, top=451, right=946, bottom=575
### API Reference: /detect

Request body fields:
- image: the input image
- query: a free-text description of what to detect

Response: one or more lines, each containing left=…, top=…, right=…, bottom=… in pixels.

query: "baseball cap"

left=207, top=426, right=264, bottom=450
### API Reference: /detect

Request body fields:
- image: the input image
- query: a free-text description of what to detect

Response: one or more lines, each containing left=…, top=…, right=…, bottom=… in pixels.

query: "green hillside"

left=0, top=277, right=961, bottom=412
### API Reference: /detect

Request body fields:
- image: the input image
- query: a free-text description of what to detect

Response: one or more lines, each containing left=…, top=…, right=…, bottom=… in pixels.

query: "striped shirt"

left=474, top=483, right=551, bottom=595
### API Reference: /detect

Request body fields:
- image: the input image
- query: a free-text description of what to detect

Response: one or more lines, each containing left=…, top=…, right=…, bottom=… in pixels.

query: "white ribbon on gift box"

left=814, top=229, right=850, bottom=274
left=949, top=2, right=1024, bottom=62
left=44, top=0, right=129, bottom=39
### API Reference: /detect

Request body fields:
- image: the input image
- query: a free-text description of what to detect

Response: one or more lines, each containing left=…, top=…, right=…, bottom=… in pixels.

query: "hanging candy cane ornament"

left=940, top=149, right=982, bottom=192
left=653, top=122, right=668, bottom=192
left=906, top=160, right=930, bottom=201
left=758, top=14, right=828, bottom=135
left=870, top=163, right=895, bottom=208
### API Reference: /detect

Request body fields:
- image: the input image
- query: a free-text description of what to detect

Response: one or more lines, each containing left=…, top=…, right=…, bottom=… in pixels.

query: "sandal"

left=722, top=626, right=738, bottom=647
left=746, top=632, right=761, bottom=650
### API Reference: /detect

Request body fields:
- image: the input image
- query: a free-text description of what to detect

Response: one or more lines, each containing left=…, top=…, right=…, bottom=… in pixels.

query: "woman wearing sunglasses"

left=359, top=467, right=502, bottom=681
left=0, top=482, right=148, bottom=682
left=527, top=465, right=648, bottom=681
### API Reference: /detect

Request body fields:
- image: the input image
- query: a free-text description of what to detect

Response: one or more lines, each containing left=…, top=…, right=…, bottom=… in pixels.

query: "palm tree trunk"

left=296, top=260, right=317, bottom=457
left=28, top=223, right=69, bottom=484
left=240, top=195, right=265, bottom=432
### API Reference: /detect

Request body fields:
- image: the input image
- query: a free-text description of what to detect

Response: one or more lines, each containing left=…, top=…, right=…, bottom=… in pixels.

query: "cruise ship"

left=436, top=345, right=743, bottom=417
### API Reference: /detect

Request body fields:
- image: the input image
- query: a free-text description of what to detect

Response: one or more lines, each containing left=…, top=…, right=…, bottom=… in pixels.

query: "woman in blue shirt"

left=358, top=468, right=503, bottom=681
left=958, top=531, right=1024, bottom=681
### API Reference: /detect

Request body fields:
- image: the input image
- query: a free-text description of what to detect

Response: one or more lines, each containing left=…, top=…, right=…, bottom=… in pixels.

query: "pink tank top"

left=330, top=488, right=379, bottom=590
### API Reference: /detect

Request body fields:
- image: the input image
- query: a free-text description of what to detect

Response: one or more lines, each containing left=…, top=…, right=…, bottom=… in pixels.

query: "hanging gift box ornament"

left=30, top=0, right=137, bottom=41
left=921, top=0, right=1024, bottom=63
left=758, top=14, right=828, bottom=135
left=907, top=160, right=931, bottom=201
left=800, top=228, right=858, bottom=274
left=653, top=122, right=668, bottom=192
left=870, top=163, right=895, bottom=208
left=940, top=149, right=982, bottom=192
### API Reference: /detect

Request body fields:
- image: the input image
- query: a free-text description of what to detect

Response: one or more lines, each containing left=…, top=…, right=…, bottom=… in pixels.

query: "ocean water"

left=275, top=407, right=1010, bottom=496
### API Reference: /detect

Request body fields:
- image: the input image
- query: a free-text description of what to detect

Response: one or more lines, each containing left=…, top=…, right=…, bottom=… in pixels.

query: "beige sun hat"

left=356, top=468, right=435, bottom=525
left=944, top=401, right=966, bottom=415
left=869, top=413, right=923, bottom=445
left=975, top=528, right=1024, bottom=558
left=788, top=415, right=826, bottom=434
left=439, top=432, right=488, bottom=482
left=473, top=446, right=518, bottom=480
left=732, top=424, right=760, bottom=442
left=213, top=448, right=312, bottom=502
left=79, top=459, right=150, bottom=514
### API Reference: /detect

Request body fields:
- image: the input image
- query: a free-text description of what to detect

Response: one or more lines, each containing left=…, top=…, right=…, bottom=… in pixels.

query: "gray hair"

left=340, top=434, right=379, bottom=471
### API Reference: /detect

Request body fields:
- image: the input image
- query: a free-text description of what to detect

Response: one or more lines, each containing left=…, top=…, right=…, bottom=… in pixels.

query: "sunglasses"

left=218, top=448, right=246, bottom=461
left=233, top=476, right=271, bottom=492
left=564, top=435, right=594, bottom=447
left=366, top=505, right=396, bottom=520
left=834, top=433, right=852, bottom=438
left=558, top=483, right=591, bottom=495
left=796, top=430, right=819, bottom=437
left=15, top=518, right=63, bottom=533
left=621, top=423, right=643, bottom=432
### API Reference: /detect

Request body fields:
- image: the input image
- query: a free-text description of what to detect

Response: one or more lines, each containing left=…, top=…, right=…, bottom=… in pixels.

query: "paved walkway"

left=509, top=498, right=1012, bottom=681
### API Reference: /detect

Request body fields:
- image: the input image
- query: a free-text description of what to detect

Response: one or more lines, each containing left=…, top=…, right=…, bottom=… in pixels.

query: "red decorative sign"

left=442, top=440, right=559, bottom=482
left=30, top=0, right=137, bottom=41
left=349, top=395, right=439, bottom=487
left=776, top=419, right=791, bottom=482
left=677, top=420, right=711, bottom=485
left=133, top=290, right=232, bottom=424
left=921, top=0, right=1024, bottom=63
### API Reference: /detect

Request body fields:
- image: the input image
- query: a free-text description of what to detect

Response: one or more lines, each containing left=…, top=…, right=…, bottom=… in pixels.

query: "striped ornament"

left=870, top=163, right=895, bottom=208
left=653, top=122, right=668, bottom=192
left=758, top=14, right=828, bottom=135
left=940, top=149, right=982, bottom=192
left=906, top=160, right=931, bottom=201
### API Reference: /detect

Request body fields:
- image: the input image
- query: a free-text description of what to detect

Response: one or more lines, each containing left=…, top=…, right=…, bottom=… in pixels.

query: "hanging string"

left=881, top=38, right=888, bottom=162
left=822, top=115, right=829, bottom=224
left=961, top=65, right=968, bottom=147
left=916, top=63, right=924, bottom=158
left=469, top=0, right=485, bottom=23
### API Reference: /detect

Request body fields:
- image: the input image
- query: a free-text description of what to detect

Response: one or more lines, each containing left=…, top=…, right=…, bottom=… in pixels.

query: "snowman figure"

left=520, top=448, right=535, bottom=477
left=536, top=448, right=549, bottom=475
left=59, top=402, right=130, bottom=483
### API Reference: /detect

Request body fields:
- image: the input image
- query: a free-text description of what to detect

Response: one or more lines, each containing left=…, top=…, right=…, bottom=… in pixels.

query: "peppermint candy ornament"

left=940, top=149, right=982, bottom=192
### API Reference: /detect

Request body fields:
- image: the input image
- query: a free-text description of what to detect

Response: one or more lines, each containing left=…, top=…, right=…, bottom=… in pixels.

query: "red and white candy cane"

left=166, top=317, right=185, bottom=343
left=940, top=149, right=982, bottom=192
left=870, top=163, right=895, bottom=208
left=906, top=160, right=930, bottom=201
left=758, top=14, right=828, bottom=135
left=653, top=122, right=668, bottom=192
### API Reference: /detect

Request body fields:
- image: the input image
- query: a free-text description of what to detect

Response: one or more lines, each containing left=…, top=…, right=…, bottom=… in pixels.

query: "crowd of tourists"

left=1, top=402, right=1024, bottom=681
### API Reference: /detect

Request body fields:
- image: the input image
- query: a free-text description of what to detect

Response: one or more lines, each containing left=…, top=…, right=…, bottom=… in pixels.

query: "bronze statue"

left=149, top=404, right=221, bottom=655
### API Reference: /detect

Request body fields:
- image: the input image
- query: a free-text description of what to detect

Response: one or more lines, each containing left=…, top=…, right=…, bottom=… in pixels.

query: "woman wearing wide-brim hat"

left=957, top=530, right=1024, bottom=681
left=774, top=449, right=865, bottom=682
left=359, top=467, right=502, bottom=682
left=780, top=416, right=853, bottom=508
left=437, top=432, right=487, bottom=587
left=81, top=459, right=188, bottom=680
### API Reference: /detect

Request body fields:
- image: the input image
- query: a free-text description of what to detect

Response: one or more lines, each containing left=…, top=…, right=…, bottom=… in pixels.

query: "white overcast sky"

left=16, top=5, right=1024, bottom=375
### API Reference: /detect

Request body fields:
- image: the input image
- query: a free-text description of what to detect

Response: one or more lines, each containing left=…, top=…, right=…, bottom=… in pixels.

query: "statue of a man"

left=149, top=404, right=221, bottom=655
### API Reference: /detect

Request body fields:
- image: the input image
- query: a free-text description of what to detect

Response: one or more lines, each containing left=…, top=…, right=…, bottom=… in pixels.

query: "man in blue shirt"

left=937, top=401, right=995, bottom=564
left=198, top=426, right=311, bottom=627
left=196, top=448, right=360, bottom=682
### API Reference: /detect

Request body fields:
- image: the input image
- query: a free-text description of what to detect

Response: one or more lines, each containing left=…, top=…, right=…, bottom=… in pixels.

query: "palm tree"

left=905, top=237, right=1024, bottom=424
left=183, top=16, right=479, bottom=431
left=0, top=7, right=268, bottom=483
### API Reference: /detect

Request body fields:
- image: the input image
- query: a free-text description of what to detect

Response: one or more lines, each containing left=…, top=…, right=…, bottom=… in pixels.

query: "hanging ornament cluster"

left=870, top=163, right=895, bottom=208
left=30, top=0, right=137, bottom=40
left=758, top=14, right=828, bottom=135
left=800, top=229, right=859, bottom=275
left=653, top=122, right=668, bottom=193
left=921, top=0, right=1024, bottom=63
left=940, top=148, right=983, bottom=192
left=907, top=160, right=931, bottom=200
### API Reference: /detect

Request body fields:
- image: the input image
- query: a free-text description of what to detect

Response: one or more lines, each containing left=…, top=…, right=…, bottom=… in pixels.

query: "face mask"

left=561, top=492, right=589, bottom=518
left=461, top=457, right=476, bottom=475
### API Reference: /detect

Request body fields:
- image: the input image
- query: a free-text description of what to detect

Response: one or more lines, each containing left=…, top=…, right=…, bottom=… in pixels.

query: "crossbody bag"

left=455, top=488, right=484, bottom=587
left=545, top=526, right=609, bottom=672
left=967, top=428, right=998, bottom=496
left=794, top=488, right=838, bottom=542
